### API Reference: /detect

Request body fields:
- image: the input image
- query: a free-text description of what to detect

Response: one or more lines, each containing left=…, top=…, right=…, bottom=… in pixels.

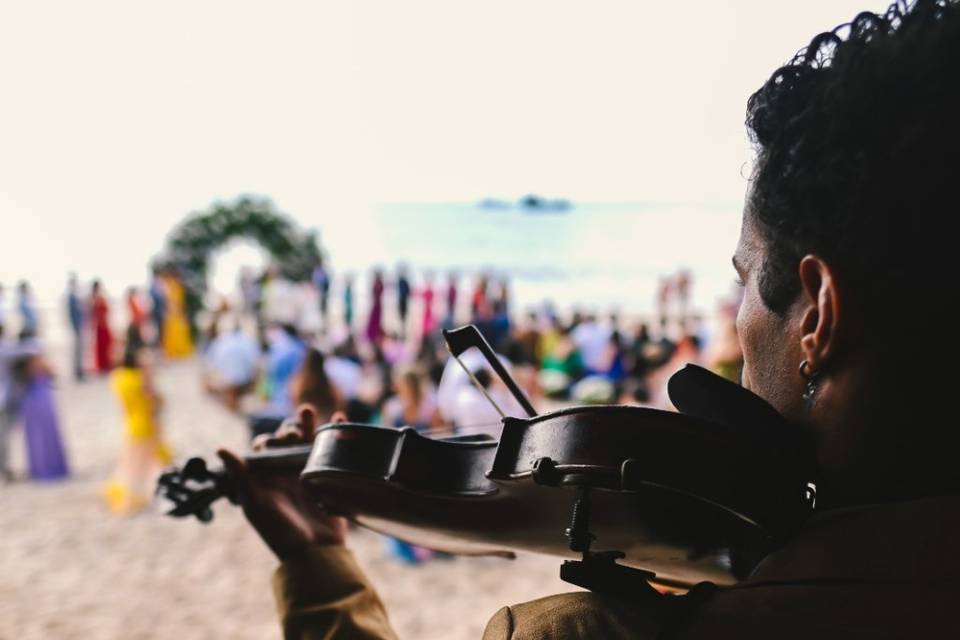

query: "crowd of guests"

left=0, top=262, right=743, bottom=532
left=139, top=260, right=745, bottom=453
left=0, top=268, right=193, bottom=504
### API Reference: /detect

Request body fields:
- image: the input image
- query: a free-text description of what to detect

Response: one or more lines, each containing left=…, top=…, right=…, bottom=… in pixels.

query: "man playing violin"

left=219, top=1, right=960, bottom=637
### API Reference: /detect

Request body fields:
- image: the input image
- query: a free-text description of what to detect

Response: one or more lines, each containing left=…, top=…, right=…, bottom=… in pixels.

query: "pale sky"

left=0, top=0, right=890, bottom=299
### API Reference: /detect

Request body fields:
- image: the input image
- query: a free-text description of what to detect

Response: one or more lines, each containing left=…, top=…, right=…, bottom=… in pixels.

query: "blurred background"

left=0, top=1, right=889, bottom=638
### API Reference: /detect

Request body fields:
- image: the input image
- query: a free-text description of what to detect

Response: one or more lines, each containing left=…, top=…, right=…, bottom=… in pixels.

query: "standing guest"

left=0, top=326, right=35, bottom=482
left=364, top=270, right=385, bottom=344
left=126, top=287, right=147, bottom=332
left=66, top=274, right=86, bottom=381
left=104, top=342, right=171, bottom=514
left=395, top=266, right=411, bottom=339
left=656, top=275, right=673, bottom=326
left=675, top=269, right=693, bottom=321
left=17, top=339, right=69, bottom=480
left=312, top=259, right=331, bottom=328
left=239, top=267, right=260, bottom=317
left=148, top=267, right=166, bottom=348
left=495, top=276, right=511, bottom=318
left=444, top=271, right=458, bottom=327
left=261, top=266, right=298, bottom=327
left=342, top=274, right=355, bottom=332
left=161, top=272, right=194, bottom=358
left=419, top=271, right=436, bottom=338
left=470, top=274, right=489, bottom=321
left=264, top=324, right=307, bottom=414
left=90, top=279, right=113, bottom=373
left=17, top=281, right=38, bottom=338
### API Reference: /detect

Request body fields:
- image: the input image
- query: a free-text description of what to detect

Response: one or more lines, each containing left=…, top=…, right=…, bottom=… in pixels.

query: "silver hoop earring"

left=799, top=360, right=818, bottom=406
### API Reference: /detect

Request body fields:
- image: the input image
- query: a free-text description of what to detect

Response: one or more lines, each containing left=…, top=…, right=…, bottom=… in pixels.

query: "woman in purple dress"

left=18, top=350, right=69, bottom=480
left=364, top=270, right=385, bottom=344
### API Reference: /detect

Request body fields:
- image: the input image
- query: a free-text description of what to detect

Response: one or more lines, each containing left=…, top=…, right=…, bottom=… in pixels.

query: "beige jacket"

left=274, top=496, right=960, bottom=639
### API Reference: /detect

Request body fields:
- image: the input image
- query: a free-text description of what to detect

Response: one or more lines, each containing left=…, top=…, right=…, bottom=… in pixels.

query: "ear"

left=797, top=255, right=842, bottom=371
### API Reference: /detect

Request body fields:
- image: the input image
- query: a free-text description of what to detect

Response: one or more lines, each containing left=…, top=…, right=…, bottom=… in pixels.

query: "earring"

left=799, top=360, right=818, bottom=406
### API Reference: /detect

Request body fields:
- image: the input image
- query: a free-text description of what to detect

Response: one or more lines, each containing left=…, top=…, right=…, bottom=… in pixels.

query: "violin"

left=158, top=325, right=816, bottom=593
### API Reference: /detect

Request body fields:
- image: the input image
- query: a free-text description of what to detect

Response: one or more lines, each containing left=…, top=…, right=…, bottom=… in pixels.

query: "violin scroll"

left=156, top=457, right=236, bottom=523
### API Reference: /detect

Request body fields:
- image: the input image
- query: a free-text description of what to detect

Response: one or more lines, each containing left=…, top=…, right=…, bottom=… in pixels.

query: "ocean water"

left=322, top=202, right=744, bottom=317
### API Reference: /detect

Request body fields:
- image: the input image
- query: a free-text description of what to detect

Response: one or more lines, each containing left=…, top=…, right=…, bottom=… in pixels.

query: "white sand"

left=0, top=357, right=574, bottom=640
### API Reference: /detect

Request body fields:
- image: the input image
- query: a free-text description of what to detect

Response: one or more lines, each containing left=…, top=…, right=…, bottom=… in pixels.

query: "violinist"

left=218, top=1, right=960, bottom=637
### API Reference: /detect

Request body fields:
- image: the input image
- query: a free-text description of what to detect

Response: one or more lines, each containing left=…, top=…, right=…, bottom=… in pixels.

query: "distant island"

left=478, top=195, right=572, bottom=213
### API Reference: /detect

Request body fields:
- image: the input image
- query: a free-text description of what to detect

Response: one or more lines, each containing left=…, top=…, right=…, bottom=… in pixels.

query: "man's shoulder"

left=482, top=590, right=673, bottom=640
left=481, top=579, right=960, bottom=640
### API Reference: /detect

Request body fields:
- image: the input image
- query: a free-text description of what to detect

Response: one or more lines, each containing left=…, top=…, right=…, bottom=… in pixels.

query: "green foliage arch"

left=160, top=196, right=322, bottom=295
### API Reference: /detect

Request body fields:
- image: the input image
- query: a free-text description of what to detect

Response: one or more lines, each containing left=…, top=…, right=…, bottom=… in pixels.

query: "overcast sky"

left=0, top=0, right=890, bottom=297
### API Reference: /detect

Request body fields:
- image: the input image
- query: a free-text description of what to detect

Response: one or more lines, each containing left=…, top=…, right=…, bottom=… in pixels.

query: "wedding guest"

left=148, top=266, right=166, bottom=348
left=380, top=366, right=442, bottom=564
left=343, top=274, right=355, bottom=332
left=0, top=326, right=35, bottom=482
left=312, top=259, right=331, bottom=327
left=365, top=270, right=385, bottom=344
left=288, top=348, right=343, bottom=419
left=104, top=341, right=172, bottom=514
left=396, top=266, right=411, bottom=338
left=381, top=366, right=441, bottom=433
left=17, top=281, right=38, bottom=338
left=264, top=323, right=306, bottom=414
left=126, top=287, right=147, bottom=332
left=17, top=338, right=69, bottom=481
left=204, top=321, right=260, bottom=412
left=419, top=272, right=437, bottom=338
left=444, top=271, right=458, bottom=327
left=161, top=272, right=194, bottom=358
left=66, top=274, right=86, bottom=381
left=90, top=280, right=113, bottom=373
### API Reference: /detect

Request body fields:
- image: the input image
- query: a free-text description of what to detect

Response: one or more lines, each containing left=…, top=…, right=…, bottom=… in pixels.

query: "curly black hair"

left=746, top=0, right=960, bottom=318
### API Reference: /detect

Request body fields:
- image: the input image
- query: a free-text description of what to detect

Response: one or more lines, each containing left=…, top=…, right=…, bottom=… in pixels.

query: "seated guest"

left=220, top=2, right=960, bottom=637
left=204, top=321, right=260, bottom=411
left=263, top=323, right=306, bottom=413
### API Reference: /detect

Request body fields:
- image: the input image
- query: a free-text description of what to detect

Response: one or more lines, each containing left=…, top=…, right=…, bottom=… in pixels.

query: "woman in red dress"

left=91, top=280, right=113, bottom=373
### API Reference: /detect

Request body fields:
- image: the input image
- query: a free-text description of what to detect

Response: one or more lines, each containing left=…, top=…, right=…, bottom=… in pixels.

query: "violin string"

left=447, top=422, right=504, bottom=436
left=450, top=352, right=506, bottom=419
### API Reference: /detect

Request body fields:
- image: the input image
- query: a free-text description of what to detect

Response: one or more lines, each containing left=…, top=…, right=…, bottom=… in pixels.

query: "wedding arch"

left=159, top=195, right=323, bottom=294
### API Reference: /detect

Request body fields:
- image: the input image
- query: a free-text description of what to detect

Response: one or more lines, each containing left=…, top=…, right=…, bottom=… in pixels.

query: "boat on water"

left=478, top=195, right=572, bottom=213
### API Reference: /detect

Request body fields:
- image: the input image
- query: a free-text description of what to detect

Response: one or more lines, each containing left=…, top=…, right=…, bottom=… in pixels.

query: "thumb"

left=217, top=448, right=253, bottom=496
left=295, top=404, right=321, bottom=439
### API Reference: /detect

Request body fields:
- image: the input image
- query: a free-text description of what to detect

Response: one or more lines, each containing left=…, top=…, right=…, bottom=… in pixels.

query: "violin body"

left=301, top=368, right=814, bottom=587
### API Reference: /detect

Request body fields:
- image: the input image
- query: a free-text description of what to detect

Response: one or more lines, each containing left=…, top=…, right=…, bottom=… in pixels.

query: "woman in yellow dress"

left=162, top=273, right=194, bottom=358
left=103, top=341, right=173, bottom=514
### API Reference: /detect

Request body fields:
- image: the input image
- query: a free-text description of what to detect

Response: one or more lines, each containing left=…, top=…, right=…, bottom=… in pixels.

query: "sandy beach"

left=0, top=355, right=572, bottom=640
